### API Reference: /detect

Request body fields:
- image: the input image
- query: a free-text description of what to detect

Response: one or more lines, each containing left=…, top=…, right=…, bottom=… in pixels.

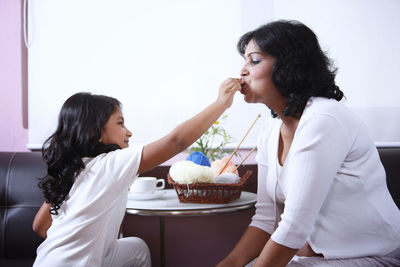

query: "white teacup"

left=130, top=177, right=165, bottom=194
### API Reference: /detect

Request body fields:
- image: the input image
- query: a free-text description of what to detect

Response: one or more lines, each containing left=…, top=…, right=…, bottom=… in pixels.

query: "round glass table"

left=126, top=189, right=257, bottom=267
left=126, top=189, right=257, bottom=216
left=125, top=189, right=257, bottom=267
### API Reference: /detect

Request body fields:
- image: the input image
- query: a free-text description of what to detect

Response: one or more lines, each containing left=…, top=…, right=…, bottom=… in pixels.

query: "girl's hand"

left=216, top=78, right=241, bottom=108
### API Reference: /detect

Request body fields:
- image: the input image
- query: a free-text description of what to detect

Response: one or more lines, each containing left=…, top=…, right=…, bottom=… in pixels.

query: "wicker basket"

left=168, top=170, right=253, bottom=204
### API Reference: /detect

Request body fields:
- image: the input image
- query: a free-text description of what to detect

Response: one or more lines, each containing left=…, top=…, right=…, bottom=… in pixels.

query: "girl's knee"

left=115, top=237, right=151, bottom=267
left=127, top=237, right=149, bottom=252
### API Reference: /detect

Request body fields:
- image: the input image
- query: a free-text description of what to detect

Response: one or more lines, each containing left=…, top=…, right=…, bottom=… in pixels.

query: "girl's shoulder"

left=83, top=145, right=143, bottom=171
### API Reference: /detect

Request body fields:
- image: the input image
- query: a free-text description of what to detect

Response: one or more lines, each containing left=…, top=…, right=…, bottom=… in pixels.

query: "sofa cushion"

left=0, top=259, right=35, bottom=267
left=0, top=152, right=45, bottom=259
left=378, top=147, right=400, bottom=208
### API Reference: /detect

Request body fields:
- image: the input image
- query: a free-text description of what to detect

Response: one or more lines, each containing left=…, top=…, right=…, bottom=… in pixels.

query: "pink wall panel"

left=0, top=0, right=28, bottom=151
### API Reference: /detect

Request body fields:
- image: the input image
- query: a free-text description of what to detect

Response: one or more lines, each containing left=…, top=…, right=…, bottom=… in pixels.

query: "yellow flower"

left=214, top=121, right=219, bottom=125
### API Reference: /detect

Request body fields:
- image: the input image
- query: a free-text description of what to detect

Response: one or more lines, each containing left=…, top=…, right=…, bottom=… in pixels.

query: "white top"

left=34, top=145, right=143, bottom=267
left=250, top=97, right=400, bottom=259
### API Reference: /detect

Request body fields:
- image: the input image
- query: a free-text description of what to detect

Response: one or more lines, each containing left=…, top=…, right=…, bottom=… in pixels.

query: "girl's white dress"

left=34, top=145, right=150, bottom=267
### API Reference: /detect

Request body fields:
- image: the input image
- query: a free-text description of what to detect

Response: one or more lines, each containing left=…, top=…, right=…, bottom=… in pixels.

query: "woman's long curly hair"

left=237, top=20, right=344, bottom=118
left=39, top=92, right=121, bottom=214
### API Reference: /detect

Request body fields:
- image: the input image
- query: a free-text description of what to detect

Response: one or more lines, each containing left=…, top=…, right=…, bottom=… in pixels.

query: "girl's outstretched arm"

left=32, top=201, right=52, bottom=239
left=138, top=78, right=240, bottom=174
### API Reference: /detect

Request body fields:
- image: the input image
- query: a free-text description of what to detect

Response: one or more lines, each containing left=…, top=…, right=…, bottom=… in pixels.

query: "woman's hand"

left=216, top=226, right=270, bottom=267
left=216, top=78, right=241, bottom=108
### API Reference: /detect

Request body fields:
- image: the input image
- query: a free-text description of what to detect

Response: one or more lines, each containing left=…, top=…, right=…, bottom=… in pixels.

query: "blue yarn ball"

left=186, top=151, right=211, bottom=167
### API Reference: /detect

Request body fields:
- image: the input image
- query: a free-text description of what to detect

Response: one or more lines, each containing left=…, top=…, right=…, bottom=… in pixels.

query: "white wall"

left=27, top=0, right=270, bottom=150
left=273, top=0, right=400, bottom=145
left=27, top=0, right=400, bottom=150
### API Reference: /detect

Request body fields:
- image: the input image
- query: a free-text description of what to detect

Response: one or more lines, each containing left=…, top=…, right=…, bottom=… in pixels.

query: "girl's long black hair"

left=39, top=92, right=121, bottom=214
left=238, top=20, right=344, bottom=118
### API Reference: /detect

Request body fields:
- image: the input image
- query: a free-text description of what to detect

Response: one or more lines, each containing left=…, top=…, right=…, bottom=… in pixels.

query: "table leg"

left=160, top=216, right=165, bottom=267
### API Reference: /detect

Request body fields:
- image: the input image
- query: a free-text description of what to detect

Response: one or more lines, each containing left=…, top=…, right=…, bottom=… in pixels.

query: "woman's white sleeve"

left=249, top=118, right=277, bottom=235
left=249, top=161, right=277, bottom=235
left=271, top=114, right=349, bottom=249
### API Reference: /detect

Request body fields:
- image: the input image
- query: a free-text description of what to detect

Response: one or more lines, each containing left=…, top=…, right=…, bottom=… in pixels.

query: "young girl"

left=32, top=78, right=240, bottom=267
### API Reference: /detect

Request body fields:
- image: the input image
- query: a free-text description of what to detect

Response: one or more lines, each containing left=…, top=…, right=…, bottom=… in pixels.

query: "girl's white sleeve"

left=271, top=114, right=349, bottom=249
left=101, top=145, right=144, bottom=187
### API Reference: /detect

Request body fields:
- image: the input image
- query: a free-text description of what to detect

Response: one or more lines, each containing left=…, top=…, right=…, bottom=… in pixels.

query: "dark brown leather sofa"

left=0, top=148, right=399, bottom=267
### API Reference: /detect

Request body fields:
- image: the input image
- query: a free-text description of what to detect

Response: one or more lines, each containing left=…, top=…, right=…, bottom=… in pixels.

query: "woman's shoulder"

left=301, top=97, right=374, bottom=149
left=305, top=97, right=344, bottom=112
left=303, top=97, right=357, bottom=124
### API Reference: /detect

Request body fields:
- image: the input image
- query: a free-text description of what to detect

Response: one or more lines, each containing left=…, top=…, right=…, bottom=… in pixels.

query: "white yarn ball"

left=212, top=173, right=241, bottom=184
left=169, top=161, right=214, bottom=184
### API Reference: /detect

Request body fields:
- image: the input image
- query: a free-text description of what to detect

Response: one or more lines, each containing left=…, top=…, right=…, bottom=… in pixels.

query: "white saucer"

left=128, top=190, right=165, bottom=200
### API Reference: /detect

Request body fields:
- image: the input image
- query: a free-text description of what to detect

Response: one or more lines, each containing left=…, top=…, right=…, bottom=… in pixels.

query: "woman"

left=217, top=20, right=400, bottom=267
left=32, top=78, right=240, bottom=266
